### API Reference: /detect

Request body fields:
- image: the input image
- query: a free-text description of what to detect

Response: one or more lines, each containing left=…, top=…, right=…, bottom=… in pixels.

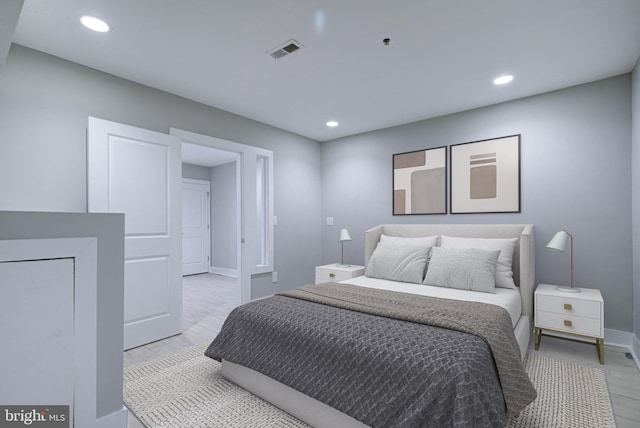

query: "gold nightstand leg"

left=534, top=327, right=541, bottom=350
left=596, top=338, right=605, bottom=364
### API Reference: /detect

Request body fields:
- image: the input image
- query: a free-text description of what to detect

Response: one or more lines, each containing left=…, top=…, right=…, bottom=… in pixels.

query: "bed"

left=206, top=224, right=537, bottom=427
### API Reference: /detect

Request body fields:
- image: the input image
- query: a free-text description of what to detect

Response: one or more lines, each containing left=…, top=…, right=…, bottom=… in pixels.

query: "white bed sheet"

left=341, top=275, right=522, bottom=327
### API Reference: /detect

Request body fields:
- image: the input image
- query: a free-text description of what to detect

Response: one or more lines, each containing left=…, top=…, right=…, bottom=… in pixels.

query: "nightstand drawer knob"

left=564, top=303, right=572, bottom=310
left=564, top=320, right=573, bottom=327
left=329, top=273, right=335, bottom=278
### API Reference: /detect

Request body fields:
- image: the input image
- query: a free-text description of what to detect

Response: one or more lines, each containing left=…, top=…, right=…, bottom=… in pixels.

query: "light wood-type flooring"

left=126, top=274, right=640, bottom=427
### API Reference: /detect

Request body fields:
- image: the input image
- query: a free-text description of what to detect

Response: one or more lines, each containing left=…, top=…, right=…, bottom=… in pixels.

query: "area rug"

left=124, top=343, right=616, bottom=427
left=506, top=353, right=616, bottom=428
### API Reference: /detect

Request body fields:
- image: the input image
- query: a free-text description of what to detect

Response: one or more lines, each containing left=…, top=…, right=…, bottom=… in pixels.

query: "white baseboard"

left=604, top=328, right=640, bottom=371
left=604, top=328, right=632, bottom=347
left=209, top=266, right=238, bottom=278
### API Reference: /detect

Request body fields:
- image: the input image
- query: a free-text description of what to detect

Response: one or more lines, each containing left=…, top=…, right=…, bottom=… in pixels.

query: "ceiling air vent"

left=268, top=39, right=304, bottom=60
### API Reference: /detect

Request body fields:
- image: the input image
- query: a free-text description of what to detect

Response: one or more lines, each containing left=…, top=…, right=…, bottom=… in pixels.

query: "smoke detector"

left=267, top=39, right=304, bottom=60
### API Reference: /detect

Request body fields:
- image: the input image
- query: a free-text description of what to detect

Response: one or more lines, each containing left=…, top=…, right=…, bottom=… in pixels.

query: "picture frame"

left=450, top=134, right=520, bottom=214
left=393, top=146, right=447, bottom=215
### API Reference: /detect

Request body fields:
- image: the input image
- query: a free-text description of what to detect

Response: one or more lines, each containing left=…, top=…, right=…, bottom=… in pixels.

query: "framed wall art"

left=450, top=134, right=520, bottom=214
left=393, top=146, right=447, bottom=215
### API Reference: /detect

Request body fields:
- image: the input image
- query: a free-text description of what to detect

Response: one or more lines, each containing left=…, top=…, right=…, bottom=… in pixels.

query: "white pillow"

left=365, top=242, right=431, bottom=284
left=439, top=235, right=518, bottom=289
left=423, top=247, right=500, bottom=293
left=379, top=234, right=440, bottom=248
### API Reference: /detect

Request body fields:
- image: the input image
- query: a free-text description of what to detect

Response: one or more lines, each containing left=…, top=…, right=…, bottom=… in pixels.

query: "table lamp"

left=546, top=230, right=580, bottom=293
left=338, top=228, right=352, bottom=267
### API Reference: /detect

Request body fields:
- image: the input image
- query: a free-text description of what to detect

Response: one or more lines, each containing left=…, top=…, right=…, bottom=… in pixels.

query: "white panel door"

left=88, top=116, right=182, bottom=350
left=182, top=179, right=210, bottom=275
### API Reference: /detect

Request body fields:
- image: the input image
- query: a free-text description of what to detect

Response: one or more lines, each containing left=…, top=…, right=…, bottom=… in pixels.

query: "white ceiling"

left=182, top=142, right=237, bottom=168
left=8, top=0, right=640, bottom=141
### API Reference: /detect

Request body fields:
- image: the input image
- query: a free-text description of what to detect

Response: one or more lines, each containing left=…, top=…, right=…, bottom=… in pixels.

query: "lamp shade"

left=546, top=230, right=570, bottom=252
left=546, top=230, right=579, bottom=293
left=339, top=228, right=352, bottom=242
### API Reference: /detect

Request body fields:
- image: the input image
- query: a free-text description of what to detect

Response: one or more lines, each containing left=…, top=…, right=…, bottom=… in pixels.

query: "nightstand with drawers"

left=534, top=283, right=604, bottom=364
left=315, top=263, right=365, bottom=284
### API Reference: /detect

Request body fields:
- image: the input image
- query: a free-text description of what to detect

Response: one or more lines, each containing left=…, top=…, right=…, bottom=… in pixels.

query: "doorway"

left=172, top=127, right=275, bottom=306
left=181, top=143, right=240, bottom=281
left=180, top=143, right=242, bottom=349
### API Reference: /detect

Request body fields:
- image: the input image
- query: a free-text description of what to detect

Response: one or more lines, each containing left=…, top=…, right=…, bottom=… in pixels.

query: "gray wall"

left=0, top=211, right=124, bottom=420
left=0, top=44, right=322, bottom=298
left=2, top=45, right=635, bottom=336
left=632, top=61, right=640, bottom=340
left=182, top=162, right=211, bottom=181
left=211, top=161, right=237, bottom=271
left=322, top=75, right=633, bottom=332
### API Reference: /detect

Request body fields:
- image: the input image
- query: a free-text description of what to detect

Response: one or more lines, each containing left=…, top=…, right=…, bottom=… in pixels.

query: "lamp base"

left=556, top=286, right=581, bottom=293
left=336, top=263, right=351, bottom=268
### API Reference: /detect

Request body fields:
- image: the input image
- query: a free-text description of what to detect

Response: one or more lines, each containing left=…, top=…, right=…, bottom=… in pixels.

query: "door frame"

left=182, top=178, right=211, bottom=276
left=171, top=129, right=244, bottom=303
left=170, top=128, right=274, bottom=304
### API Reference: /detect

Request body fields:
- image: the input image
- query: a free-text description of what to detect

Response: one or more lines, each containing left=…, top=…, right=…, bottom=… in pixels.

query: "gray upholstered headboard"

left=364, top=224, right=535, bottom=318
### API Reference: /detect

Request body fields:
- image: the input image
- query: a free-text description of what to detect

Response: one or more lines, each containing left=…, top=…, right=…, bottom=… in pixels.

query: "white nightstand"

left=315, top=263, right=365, bottom=284
left=534, top=283, right=604, bottom=364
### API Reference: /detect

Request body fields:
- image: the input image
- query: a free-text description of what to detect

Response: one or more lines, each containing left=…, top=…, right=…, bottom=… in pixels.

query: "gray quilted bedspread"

left=206, top=282, right=536, bottom=427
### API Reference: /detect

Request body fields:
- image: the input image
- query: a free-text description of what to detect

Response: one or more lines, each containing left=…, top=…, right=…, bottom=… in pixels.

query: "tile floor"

left=125, top=274, right=640, bottom=427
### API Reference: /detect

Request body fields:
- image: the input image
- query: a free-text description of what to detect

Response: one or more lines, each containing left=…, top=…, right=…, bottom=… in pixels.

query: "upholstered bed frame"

left=222, top=223, right=535, bottom=428
left=365, top=223, right=535, bottom=359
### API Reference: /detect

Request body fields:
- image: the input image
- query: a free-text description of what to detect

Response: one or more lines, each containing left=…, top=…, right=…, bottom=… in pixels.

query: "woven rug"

left=506, top=353, right=616, bottom=428
left=124, top=343, right=616, bottom=428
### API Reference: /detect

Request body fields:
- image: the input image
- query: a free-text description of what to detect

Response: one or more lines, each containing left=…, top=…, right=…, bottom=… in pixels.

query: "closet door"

left=182, top=179, right=211, bottom=276
left=0, top=259, right=74, bottom=418
left=0, top=236, right=99, bottom=427
left=88, top=116, right=182, bottom=350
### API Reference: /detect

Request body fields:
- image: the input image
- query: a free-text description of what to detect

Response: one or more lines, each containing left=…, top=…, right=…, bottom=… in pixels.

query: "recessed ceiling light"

left=326, top=120, right=339, bottom=127
left=80, top=16, right=110, bottom=33
left=493, top=74, right=514, bottom=85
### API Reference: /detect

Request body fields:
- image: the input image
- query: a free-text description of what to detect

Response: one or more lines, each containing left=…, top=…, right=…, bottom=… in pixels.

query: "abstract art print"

left=393, top=146, right=447, bottom=215
left=450, top=135, right=520, bottom=214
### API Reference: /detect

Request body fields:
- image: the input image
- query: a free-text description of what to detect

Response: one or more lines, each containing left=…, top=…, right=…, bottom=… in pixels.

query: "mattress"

left=342, top=275, right=522, bottom=327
